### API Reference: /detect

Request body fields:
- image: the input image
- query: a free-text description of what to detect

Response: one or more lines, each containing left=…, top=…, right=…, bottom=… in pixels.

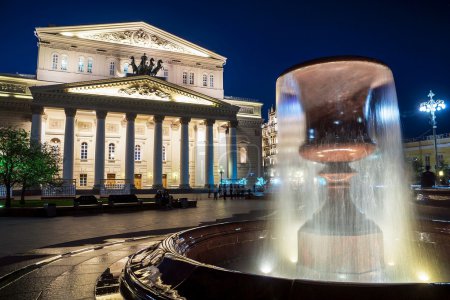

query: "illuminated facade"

left=261, top=106, right=278, bottom=178
left=0, top=22, right=262, bottom=189
left=403, top=133, right=450, bottom=170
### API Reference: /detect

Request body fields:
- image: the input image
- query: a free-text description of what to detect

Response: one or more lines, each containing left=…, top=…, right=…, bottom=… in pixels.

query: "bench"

left=74, top=195, right=101, bottom=207
left=108, top=194, right=143, bottom=205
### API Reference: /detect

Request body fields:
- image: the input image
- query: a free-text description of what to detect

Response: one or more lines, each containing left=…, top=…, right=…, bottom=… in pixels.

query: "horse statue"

left=129, top=56, right=138, bottom=75
left=145, top=58, right=155, bottom=76
left=150, top=59, right=164, bottom=76
left=138, top=53, right=148, bottom=75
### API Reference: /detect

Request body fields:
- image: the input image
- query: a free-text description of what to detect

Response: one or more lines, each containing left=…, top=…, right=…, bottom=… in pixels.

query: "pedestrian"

left=213, top=189, right=218, bottom=200
left=421, top=166, right=436, bottom=188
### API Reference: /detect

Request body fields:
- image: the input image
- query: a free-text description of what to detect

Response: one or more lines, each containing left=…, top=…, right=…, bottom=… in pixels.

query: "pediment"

left=35, top=22, right=225, bottom=60
left=32, top=76, right=232, bottom=108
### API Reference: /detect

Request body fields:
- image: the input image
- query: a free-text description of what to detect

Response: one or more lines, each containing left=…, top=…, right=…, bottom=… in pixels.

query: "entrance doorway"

left=134, top=174, right=142, bottom=189
left=162, top=174, right=167, bottom=188
left=106, top=173, right=116, bottom=185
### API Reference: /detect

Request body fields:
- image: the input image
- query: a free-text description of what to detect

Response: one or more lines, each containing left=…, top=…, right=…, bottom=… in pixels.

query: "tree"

left=0, top=127, right=61, bottom=207
left=0, top=128, right=29, bottom=207
left=17, top=141, right=60, bottom=203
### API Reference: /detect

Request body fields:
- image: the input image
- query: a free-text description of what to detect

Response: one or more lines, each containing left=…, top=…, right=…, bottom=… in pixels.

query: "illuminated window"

left=134, top=145, right=141, bottom=161
left=108, top=143, right=115, bottom=160
left=80, top=142, right=88, bottom=160
left=209, top=74, right=214, bottom=87
left=189, top=72, right=194, bottom=85
left=87, top=57, right=93, bottom=73
left=162, top=145, right=166, bottom=162
left=109, top=61, right=115, bottom=76
left=425, top=155, right=430, bottom=167
left=79, top=174, right=87, bottom=186
left=78, top=57, right=84, bottom=72
left=60, top=55, right=68, bottom=71
left=52, top=54, right=58, bottom=70
left=202, top=74, right=207, bottom=87
left=123, top=63, right=129, bottom=74
left=240, top=147, right=247, bottom=164
left=182, top=72, right=187, bottom=84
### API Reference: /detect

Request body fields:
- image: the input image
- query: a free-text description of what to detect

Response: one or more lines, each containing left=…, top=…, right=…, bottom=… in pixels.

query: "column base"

left=152, top=184, right=164, bottom=189
left=179, top=184, right=191, bottom=189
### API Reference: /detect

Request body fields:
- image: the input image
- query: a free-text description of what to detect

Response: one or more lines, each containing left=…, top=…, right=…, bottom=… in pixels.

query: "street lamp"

left=419, top=90, right=446, bottom=171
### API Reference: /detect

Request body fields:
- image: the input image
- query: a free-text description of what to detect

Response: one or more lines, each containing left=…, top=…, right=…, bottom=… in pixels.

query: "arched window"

left=123, top=62, right=129, bottom=74
left=162, top=145, right=166, bottom=162
left=202, top=74, right=207, bottom=87
left=108, top=143, right=115, bottom=160
left=109, top=61, right=115, bottom=76
left=78, top=57, right=85, bottom=72
left=50, top=138, right=60, bottom=155
left=134, top=145, right=141, bottom=161
left=182, top=72, right=187, bottom=84
left=60, top=54, right=68, bottom=71
left=87, top=57, right=93, bottom=73
left=81, top=142, right=88, bottom=160
left=239, top=147, right=247, bottom=164
left=209, top=74, right=214, bottom=87
left=52, top=54, right=58, bottom=70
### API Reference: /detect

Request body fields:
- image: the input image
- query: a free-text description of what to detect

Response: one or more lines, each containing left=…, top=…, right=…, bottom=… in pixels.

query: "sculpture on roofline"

left=128, top=54, right=164, bottom=76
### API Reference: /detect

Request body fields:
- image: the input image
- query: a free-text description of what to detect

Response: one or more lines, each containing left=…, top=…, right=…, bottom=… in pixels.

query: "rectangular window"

left=182, top=72, right=187, bottom=84
left=438, top=154, right=444, bottom=166
left=209, top=74, right=214, bottom=87
left=203, top=74, right=207, bottom=87
left=87, top=58, right=93, bottom=73
left=425, top=155, right=431, bottom=166
left=61, top=55, right=67, bottom=71
left=80, top=174, right=87, bottom=187
left=109, top=61, right=115, bottom=76
left=52, top=54, right=58, bottom=70
left=164, top=69, right=169, bottom=78
left=78, top=57, right=84, bottom=72
left=189, top=72, right=194, bottom=85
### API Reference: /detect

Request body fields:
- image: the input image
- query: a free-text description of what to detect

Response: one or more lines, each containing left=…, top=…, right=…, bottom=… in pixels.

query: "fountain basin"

left=120, top=220, right=449, bottom=299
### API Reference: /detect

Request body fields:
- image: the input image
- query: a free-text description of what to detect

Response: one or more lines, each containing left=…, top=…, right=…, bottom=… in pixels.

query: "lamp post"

left=419, top=90, right=446, bottom=171
left=219, top=166, right=224, bottom=184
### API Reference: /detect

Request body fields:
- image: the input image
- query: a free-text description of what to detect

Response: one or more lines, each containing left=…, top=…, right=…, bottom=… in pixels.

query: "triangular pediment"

left=31, top=75, right=234, bottom=108
left=35, top=22, right=226, bottom=60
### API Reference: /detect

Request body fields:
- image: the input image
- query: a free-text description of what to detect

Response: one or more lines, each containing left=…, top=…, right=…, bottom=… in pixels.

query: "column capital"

left=31, top=104, right=44, bottom=115
left=153, top=115, right=165, bottom=123
left=126, top=112, right=137, bottom=121
left=64, top=108, right=77, bottom=117
left=180, top=117, right=191, bottom=125
left=229, top=120, right=239, bottom=128
left=96, top=110, right=108, bottom=119
left=205, top=119, right=215, bottom=126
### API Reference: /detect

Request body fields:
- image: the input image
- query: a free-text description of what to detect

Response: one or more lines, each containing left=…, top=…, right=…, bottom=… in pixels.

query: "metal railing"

left=42, top=179, right=76, bottom=198
left=100, top=179, right=131, bottom=197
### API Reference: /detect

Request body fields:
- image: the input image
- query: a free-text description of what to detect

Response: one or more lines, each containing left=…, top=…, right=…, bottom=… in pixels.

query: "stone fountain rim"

left=278, top=55, right=389, bottom=78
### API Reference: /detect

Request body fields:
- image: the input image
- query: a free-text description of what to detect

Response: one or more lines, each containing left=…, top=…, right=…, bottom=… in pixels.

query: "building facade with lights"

left=261, top=106, right=278, bottom=178
left=0, top=22, right=263, bottom=189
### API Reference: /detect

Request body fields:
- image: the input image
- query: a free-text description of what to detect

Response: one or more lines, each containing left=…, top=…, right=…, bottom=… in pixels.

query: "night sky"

left=1, top=0, right=449, bottom=138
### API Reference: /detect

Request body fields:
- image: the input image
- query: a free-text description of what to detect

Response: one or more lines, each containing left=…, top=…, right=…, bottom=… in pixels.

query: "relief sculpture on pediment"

left=118, top=84, right=172, bottom=100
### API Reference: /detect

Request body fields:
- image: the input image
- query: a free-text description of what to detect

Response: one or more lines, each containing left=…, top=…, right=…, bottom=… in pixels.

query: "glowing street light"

left=419, top=90, right=446, bottom=171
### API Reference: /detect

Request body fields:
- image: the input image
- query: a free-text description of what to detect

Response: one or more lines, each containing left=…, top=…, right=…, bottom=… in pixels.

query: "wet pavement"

left=0, top=197, right=273, bottom=299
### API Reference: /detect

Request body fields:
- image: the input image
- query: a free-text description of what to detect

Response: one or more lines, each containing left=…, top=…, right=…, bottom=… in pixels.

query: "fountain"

left=120, top=57, right=450, bottom=299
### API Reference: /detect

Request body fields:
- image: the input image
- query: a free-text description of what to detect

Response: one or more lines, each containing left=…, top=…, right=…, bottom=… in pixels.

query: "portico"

left=30, top=75, right=240, bottom=189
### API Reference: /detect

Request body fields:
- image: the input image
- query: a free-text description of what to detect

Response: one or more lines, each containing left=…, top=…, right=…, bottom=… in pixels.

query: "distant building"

left=261, top=106, right=278, bottom=178
left=403, top=133, right=450, bottom=170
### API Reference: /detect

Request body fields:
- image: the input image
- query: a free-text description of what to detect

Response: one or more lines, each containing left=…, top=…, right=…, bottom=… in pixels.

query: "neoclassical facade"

left=0, top=22, right=263, bottom=189
left=262, top=106, right=278, bottom=178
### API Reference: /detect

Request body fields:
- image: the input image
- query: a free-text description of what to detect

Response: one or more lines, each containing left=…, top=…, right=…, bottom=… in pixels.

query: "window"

left=438, top=154, right=444, bottom=167
left=50, top=138, right=60, bottom=155
left=79, top=174, right=87, bottom=187
left=425, top=155, right=431, bottom=167
left=189, top=72, right=194, bottom=85
left=209, top=74, right=214, bottom=87
left=123, top=62, right=129, bottom=74
left=60, top=55, right=68, bottom=71
left=81, top=142, right=88, bottom=160
left=134, top=145, right=141, bottom=161
left=182, top=72, right=187, bottom=84
left=240, top=147, right=247, bottom=164
left=87, top=57, right=93, bottom=73
left=108, top=143, right=115, bottom=160
left=202, top=74, right=207, bottom=87
left=52, top=54, right=58, bottom=70
left=164, top=68, right=169, bottom=78
left=78, top=57, right=84, bottom=72
left=162, top=145, right=166, bottom=162
left=109, top=61, right=115, bottom=76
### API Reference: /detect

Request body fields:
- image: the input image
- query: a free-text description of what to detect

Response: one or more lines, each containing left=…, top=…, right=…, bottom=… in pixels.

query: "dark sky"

left=1, top=0, right=449, bottom=138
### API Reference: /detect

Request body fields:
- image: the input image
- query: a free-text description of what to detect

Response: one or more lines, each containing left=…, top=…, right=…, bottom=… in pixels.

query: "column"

left=179, top=117, right=191, bottom=189
left=94, top=110, right=107, bottom=189
left=228, top=120, right=238, bottom=180
left=30, top=105, right=44, bottom=144
left=62, top=108, right=76, bottom=180
left=205, top=119, right=215, bottom=187
left=125, top=112, right=136, bottom=189
left=153, top=115, right=165, bottom=189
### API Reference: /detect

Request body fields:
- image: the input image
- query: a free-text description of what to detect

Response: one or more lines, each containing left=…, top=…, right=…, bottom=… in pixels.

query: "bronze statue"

left=129, top=56, right=138, bottom=74
left=150, top=59, right=164, bottom=76
left=129, top=54, right=163, bottom=77
left=138, top=53, right=148, bottom=75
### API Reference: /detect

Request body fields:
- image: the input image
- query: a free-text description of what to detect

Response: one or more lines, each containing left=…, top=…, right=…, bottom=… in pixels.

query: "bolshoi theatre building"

left=0, top=22, right=263, bottom=190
